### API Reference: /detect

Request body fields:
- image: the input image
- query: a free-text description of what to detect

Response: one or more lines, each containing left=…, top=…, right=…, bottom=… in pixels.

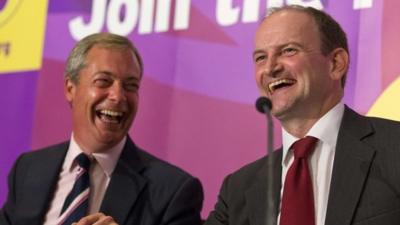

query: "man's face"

left=253, top=10, right=344, bottom=122
left=65, top=46, right=141, bottom=152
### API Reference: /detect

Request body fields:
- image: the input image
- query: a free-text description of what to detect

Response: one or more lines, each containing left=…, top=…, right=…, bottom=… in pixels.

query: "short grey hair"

left=65, top=33, right=143, bottom=83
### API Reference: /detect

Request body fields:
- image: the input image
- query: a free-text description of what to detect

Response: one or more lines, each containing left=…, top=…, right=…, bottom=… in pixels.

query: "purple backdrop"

left=1, top=0, right=400, bottom=218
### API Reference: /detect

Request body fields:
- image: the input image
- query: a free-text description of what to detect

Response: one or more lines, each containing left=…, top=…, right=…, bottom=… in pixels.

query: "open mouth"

left=268, top=78, right=296, bottom=94
left=96, top=109, right=124, bottom=124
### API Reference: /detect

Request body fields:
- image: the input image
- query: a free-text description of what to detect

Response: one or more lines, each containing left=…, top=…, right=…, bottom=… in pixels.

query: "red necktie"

left=280, top=136, right=318, bottom=225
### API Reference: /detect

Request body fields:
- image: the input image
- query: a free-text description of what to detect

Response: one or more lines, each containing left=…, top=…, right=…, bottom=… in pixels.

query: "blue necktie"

left=58, top=153, right=91, bottom=225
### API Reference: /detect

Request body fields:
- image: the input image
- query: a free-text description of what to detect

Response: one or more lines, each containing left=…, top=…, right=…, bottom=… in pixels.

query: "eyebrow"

left=94, top=71, right=141, bottom=83
left=94, top=71, right=113, bottom=77
left=124, top=76, right=140, bottom=82
left=252, top=42, right=303, bottom=57
left=252, top=49, right=265, bottom=58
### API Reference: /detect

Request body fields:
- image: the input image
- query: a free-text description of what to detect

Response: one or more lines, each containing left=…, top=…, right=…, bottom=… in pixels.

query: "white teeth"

left=100, top=110, right=123, bottom=117
left=268, top=79, right=296, bottom=93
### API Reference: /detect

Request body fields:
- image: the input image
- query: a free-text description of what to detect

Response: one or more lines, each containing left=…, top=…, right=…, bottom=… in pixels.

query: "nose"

left=263, top=55, right=283, bottom=78
left=108, top=82, right=126, bottom=103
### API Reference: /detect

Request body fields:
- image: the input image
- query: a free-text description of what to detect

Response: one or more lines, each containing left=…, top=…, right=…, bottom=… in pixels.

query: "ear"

left=64, top=77, right=76, bottom=106
left=329, top=48, right=349, bottom=81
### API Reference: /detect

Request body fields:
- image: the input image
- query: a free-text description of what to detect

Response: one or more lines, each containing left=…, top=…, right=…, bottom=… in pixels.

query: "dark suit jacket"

left=205, top=106, right=400, bottom=225
left=0, top=137, right=203, bottom=225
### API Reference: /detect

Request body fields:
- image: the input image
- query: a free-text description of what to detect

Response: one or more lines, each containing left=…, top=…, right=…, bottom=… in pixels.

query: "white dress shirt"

left=278, top=102, right=345, bottom=225
left=43, top=135, right=125, bottom=224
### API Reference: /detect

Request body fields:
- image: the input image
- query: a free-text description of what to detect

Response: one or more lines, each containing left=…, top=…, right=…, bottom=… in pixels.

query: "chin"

left=271, top=106, right=292, bottom=120
left=98, top=133, right=123, bottom=144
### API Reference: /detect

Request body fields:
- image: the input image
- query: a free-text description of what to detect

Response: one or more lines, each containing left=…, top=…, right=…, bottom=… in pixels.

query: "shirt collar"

left=64, top=135, right=82, bottom=172
left=65, top=134, right=126, bottom=177
left=92, top=137, right=126, bottom=177
left=282, top=102, right=345, bottom=164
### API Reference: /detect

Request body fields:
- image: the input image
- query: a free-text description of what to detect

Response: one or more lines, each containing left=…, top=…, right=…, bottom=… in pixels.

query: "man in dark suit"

left=205, top=5, right=400, bottom=225
left=0, top=33, right=203, bottom=225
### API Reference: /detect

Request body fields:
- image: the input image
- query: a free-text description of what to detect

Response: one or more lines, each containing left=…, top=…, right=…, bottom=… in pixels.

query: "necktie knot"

left=292, top=136, right=318, bottom=159
left=76, top=153, right=91, bottom=171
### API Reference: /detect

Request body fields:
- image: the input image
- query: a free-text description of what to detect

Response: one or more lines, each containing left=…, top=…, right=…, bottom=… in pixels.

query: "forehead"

left=86, top=46, right=138, bottom=64
left=255, top=10, right=320, bottom=49
left=84, top=46, right=141, bottom=78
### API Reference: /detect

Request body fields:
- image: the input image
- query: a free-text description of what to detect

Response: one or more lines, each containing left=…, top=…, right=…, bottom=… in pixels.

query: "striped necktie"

left=58, top=153, right=91, bottom=225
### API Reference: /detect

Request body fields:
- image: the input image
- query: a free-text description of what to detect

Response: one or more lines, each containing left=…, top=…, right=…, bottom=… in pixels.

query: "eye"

left=254, top=54, right=266, bottom=63
left=281, top=47, right=298, bottom=56
left=124, top=82, right=139, bottom=92
left=94, top=78, right=112, bottom=87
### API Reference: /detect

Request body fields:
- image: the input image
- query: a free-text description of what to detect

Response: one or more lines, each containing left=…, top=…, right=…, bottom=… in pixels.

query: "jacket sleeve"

left=161, top=177, right=204, bottom=225
left=0, top=154, right=24, bottom=225
left=204, top=174, right=232, bottom=225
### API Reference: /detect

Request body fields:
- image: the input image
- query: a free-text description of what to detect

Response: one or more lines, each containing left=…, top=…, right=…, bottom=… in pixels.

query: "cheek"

left=254, top=67, right=264, bottom=87
left=88, top=89, right=100, bottom=99
left=128, top=94, right=139, bottom=109
left=285, top=59, right=316, bottom=84
left=87, top=89, right=108, bottom=107
left=284, top=59, right=303, bottom=74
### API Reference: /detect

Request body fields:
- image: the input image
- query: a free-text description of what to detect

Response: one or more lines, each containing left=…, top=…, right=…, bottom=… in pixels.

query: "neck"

left=281, top=98, right=341, bottom=138
left=72, top=134, right=120, bottom=154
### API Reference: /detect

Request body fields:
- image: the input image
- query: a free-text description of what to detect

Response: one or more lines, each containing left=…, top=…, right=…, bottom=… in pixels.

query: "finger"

left=75, top=213, right=106, bottom=224
left=93, top=215, right=118, bottom=225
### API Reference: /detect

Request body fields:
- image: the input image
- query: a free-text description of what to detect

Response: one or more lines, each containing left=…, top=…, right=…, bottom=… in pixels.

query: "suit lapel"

left=100, top=138, right=147, bottom=224
left=325, top=106, right=376, bottom=225
left=23, top=142, right=68, bottom=223
left=245, top=149, right=282, bottom=225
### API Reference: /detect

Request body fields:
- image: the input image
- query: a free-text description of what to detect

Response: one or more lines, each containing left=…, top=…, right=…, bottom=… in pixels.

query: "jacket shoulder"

left=12, top=141, right=68, bottom=170
left=135, top=147, right=197, bottom=181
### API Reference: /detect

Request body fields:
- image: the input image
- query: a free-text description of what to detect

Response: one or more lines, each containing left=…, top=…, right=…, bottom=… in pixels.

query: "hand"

left=72, top=213, right=118, bottom=225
